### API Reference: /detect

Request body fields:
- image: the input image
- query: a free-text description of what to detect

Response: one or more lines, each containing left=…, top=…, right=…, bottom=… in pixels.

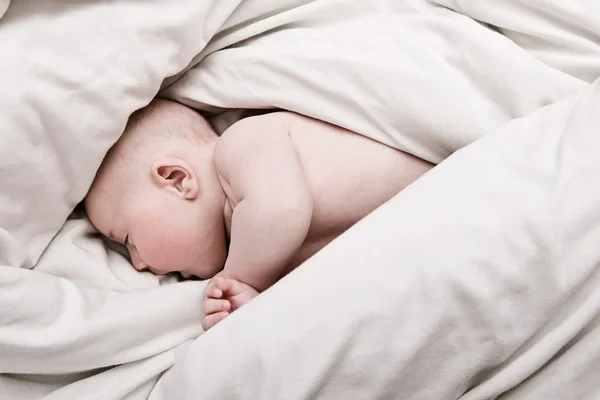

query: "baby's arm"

left=214, top=112, right=313, bottom=292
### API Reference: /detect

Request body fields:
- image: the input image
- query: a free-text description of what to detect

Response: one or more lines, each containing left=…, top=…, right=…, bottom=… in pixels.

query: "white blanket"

left=1, top=0, right=600, bottom=399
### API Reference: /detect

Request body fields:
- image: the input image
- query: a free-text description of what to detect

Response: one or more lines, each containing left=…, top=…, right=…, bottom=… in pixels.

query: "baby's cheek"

left=135, top=208, right=200, bottom=271
left=134, top=231, right=177, bottom=270
left=154, top=235, right=195, bottom=271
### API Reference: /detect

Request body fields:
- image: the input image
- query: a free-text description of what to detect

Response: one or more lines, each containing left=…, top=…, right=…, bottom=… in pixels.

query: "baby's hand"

left=202, top=276, right=259, bottom=331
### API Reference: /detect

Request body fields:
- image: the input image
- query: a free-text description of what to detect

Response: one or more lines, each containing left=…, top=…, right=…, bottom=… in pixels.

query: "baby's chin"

left=185, top=262, right=225, bottom=281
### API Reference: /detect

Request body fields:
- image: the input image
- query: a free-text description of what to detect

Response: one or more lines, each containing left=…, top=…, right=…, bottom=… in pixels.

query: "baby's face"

left=85, top=162, right=228, bottom=279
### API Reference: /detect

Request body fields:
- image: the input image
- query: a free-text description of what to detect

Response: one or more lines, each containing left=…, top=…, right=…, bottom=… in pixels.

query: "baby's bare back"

left=279, top=112, right=433, bottom=269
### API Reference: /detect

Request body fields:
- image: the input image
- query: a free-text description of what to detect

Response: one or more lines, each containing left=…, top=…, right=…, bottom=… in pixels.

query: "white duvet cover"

left=1, top=0, right=599, bottom=399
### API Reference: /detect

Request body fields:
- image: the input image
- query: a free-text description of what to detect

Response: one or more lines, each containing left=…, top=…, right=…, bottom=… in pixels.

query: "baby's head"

left=85, top=99, right=228, bottom=279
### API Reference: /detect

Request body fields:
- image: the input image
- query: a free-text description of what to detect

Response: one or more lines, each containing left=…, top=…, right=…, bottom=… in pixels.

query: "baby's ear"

left=151, top=157, right=199, bottom=200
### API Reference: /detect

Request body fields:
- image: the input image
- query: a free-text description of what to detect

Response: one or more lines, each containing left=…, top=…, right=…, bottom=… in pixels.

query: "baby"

left=85, top=99, right=432, bottom=331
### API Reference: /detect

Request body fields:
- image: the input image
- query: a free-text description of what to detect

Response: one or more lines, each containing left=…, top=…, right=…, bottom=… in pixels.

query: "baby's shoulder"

left=214, top=112, right=306, bottom=171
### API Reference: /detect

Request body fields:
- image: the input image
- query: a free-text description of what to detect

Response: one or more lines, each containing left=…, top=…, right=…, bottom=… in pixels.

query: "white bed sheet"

left=1, top=0, right=599, bottom=399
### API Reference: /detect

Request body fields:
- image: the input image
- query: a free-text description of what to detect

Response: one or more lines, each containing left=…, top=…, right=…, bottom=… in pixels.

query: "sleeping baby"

left=84, top=99, right=432, bottom=330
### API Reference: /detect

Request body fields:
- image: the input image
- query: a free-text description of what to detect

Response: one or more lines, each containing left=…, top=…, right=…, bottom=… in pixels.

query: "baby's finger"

left=211, top=276, right=234, bottom=293
left=205, top=282, right=223, bottom=299
left=202, top=311, right=229, bottom=331
left=216, top=277, right=254, bottom=297
left=202, top=298, right=231, bottom=315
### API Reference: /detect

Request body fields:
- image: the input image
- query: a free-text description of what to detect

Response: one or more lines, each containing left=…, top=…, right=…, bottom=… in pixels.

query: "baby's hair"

left=96, top=99, right=216, bottom=187
left=122, top=98, right=215, bottom=148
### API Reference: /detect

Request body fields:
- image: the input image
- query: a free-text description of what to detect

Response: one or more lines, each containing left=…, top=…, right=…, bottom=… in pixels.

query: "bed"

left=1, top=0, right=600, bottom=399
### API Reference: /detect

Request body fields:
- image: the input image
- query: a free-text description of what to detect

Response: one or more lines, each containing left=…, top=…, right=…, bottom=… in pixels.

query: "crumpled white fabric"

left=1, top=0, right=600, bottom=399
left=0, top=1, right=242, bottom=398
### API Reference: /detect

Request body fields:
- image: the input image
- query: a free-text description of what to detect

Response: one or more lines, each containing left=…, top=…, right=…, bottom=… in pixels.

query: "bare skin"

left=204, top=112, right=432, bottom=328
left=84, top=100, right=433, bottom=331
